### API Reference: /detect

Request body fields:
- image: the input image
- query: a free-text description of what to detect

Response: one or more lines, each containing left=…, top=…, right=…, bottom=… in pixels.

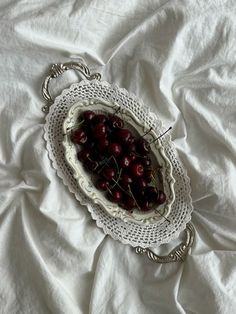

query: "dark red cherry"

left=127, top=142, right=136, bottom=153
left=95, top=179, right=110, bottom=191
left=110, top=189, right=123, bottom=203
left=156, top=191, right=166, bottom=204
left=136, top=138, right=150, bottom=155
left=108, top=143, right=122, bottom=157
left=130, top=163, right=144, bottom=177
left=136, top=178, right=148, bottom=189
left=142, top=157, right=151, bottom=167
left=129, top=152, right=137, bottom=162
left=93, top=123, right=107, bottom=139
left=119, top=174, right=133, bottom=188
left=97, top=138, right=109, bottom=152
left=143, top=168, right=152, bottom=183
left=139, top=200, right=152, bottom=212
left=123, top=196, right=136, bottom=210
left=119, top=156, right=131, bottom=168
left=71, top=129, right=87, bottom=144
left=115, top=129, right=132, bottom=144
left=103, top=167, right=116, bottom=181
left=93, top=114, right=107, bottom=124
left=85, top=160, right=99, bottom=172
left=77, top=148, right=91, bottom=162
left=83, top=110, right=96, bottom=121
left=127, top=136, right=135, bottom=145
left=145, top=186, right=157, bottom=201
left=108, top=115, right=124, bottom=129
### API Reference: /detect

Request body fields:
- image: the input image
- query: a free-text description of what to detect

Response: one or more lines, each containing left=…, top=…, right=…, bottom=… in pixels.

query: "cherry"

left=93, top=114, right=107, bottom=124
left=93, top=123, right=107, bottom=139
left=156, top=191, right=166, bottom=204
left=127, top=142, right=136, bottom=153
left=108, top=115, right=124, bottom=129
left=77, top=148, right=91, bottom=162
left=136, top=138, right=150, bottom=155
left=143, top=168, right=152, bottom=183
left=96, top=179, right=110, bottom=191
left=110, top=189, right=123, bottom=203
left=136, top=178, right=148, bottom=189
left=108, top=143, right=122, bottom=157
left=123, top=196, right=136, bottom=210
left=83, top=110, right=96, bottom=121
left=139, top=200, right=152, bottom=212
left=85, top=160, right=99, bottom=172
left=103, top=167, right=116, bottom=181
left=115, top=129, right=132, bottom=144
left=71, top=129, right=87, bottom=144
left=142, top=157, right=151, bottom=167
left=130, top=163, right=144, bottom=177
left=119, top=156, right=131, bottom=168
left=119, top=174, right=133, bottom=188
left=129, top=152, right=137, bottom=162
left=127, top=136, right=135, bottom=145
left=145, top=186, right=157, bottom=201
left=96, top=138, right=109, bottom=152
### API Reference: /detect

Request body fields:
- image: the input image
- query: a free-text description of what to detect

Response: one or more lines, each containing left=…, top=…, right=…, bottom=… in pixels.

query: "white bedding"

left=0, top=1, right=236, bottom=313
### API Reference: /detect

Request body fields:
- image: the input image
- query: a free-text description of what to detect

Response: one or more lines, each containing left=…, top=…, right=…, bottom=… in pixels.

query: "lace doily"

left=44, top=79, right=193, bottom=248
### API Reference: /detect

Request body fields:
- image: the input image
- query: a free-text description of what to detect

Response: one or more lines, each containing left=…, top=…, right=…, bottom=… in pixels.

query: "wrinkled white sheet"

left=0, top=1, right=236, bottom=313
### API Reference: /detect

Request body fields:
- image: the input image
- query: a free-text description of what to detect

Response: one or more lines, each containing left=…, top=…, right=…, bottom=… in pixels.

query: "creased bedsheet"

left=0, top=0, right=236, bottom=313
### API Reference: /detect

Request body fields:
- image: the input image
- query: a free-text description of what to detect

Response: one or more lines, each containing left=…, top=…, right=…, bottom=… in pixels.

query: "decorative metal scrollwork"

left=135, top=223, right=195, bottom=263
left=42, top=61, right=101, bottom=113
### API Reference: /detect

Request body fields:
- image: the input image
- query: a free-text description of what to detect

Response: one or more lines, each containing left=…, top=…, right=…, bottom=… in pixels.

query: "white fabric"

left=0, top=1, right=236, bottom=313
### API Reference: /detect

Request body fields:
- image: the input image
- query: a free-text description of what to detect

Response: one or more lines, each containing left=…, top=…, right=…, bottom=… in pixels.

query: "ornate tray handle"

left=135, top=223, right=195, bottom=263
left=42, top=62, right=101, bottom=113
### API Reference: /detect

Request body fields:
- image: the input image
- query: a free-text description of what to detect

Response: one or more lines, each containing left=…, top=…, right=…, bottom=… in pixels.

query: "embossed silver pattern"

left=135, top=223, right=195, bottom=263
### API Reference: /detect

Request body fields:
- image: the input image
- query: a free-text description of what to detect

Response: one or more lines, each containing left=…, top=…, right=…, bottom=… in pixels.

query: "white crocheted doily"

left=44, top=79, right=193, bottom=248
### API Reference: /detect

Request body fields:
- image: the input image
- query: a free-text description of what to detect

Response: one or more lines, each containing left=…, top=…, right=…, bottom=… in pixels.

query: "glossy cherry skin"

left=83, top=110, right=96, bottom=121
left=139, top=200, right=152, bottom=212
left=129, top=152, right=137, bottom=162
left=96, top=179, right=110, bottom=191
left=93, top=114, right=107, bottom=124
left=110, top=189, right=123, bottom=203
left=130, top=163, right=144, bottom=177
left=119, top=156, right=131, bottom=168
left=123, top=196, right=136, bottom=210
left=127, top=142, right=136, bottom=153
left=96, top=138, right=109, bottom=152
left=108, top=115, right=124, bottom=129
left=103, top=167, right=116, bottom=181
left=156, top=191, right=166, bottom=204
left=142, top=157, right=151, bottom=167
left=93, top=123, right=107, bottom=139
left=108, top=143, right=122, bottom=157
left=77, top=148, right=91, bottom=162
left=115, top=129, right=132, bottom=144
left=71, top=129, right=87, bottom=144
left=136, top=178, right=148, bottom=189
left=136, top=138, right=150, bottom=155
left=119, top=174, right=133, bottom=188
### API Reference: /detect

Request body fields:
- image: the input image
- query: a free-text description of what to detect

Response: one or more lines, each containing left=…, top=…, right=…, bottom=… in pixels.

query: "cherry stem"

left=113, top=106, right=121, bottom=116
left=150, top=127, right=172, bottom=143
left=141, top=127, right=153, bottom=138
left=128, top=185, right=141, bottom=211
left=111, top=180, right=131, bottom=196
left=63, top=120, right=85, bottom=136
left=97, top=156, right=112, bottom=174
left=110, top=168, right=122, bottom=189
left=155, top=207, right=170, bottom=224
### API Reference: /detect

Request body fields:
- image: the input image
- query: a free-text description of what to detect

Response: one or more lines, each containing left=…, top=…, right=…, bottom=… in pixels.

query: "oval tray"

left=62, top=97, right=175, bottom=225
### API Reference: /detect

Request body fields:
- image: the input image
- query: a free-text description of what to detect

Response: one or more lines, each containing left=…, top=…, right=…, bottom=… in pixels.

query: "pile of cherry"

left=70, top=110, right=166, bottom=212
